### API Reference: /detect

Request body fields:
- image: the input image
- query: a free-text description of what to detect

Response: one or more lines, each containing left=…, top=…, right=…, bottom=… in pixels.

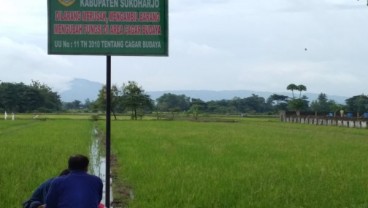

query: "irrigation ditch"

left=90, top=127, right=113, bottom=207
left=90, top=125, right=133, bottom=208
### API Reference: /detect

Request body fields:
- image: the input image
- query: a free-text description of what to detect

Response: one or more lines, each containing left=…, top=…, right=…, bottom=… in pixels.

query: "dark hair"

left=68, top=154, right=89, bottom=171
left=59, top=169, right=70, bottom=176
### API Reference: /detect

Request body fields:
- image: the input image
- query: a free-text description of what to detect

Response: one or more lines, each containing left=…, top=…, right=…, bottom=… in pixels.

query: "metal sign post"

left=105, top=55, right=111, bottom=207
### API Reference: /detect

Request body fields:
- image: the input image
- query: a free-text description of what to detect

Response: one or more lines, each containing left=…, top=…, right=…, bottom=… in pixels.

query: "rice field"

left=109, top=119, right=368, bottom=208
left=0, top=119, right=92, bottom=207
left=2, top=117, right=368, bottom=208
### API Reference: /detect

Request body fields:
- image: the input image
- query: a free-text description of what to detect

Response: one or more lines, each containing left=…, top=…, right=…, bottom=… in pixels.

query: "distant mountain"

left=58, top=79, right=348, bottom=104
left=305, top=93, right=347, bottom=104
left=60, top=78, right=102, bottom=102
left=147, top=90, right=348, bottom=104
left=148, top=90, right=269, bottom=101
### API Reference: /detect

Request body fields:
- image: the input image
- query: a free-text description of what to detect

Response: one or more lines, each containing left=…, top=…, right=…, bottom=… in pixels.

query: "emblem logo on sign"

left=58, top=0, right=76, bottom=7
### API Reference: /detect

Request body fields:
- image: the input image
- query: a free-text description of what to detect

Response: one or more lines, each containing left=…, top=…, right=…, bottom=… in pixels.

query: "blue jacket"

left=23, top=178, right=54, bottom=208
left=46, top=171, right=103, bottom=208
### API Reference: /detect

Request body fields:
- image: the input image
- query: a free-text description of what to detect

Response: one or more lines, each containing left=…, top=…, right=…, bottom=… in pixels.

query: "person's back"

left=46, top=154, right=103, bottom=208
left=46, top=171, right=102, bottom=208
left=23, top=169, right=70, bottom=208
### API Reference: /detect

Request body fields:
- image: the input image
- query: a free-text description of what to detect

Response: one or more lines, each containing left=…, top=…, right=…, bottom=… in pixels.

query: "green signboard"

left=48, top=0, right=168, bottom=56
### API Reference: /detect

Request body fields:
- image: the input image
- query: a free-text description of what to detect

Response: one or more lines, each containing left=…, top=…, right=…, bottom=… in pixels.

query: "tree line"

left=2, top=80, right=367, bottom=118
left=284, top=83, right=368, bottom=118
left=0, top=81, right=61, bottom=113
left=75, top=81, right=368, bottom=119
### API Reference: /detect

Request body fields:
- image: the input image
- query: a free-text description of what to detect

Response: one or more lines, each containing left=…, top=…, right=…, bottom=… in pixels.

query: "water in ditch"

left=90, top=128, right=113, bottom=207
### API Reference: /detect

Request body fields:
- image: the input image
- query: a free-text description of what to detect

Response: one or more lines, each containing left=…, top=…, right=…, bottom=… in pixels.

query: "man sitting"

left=46, top=154, right=103, bottom=208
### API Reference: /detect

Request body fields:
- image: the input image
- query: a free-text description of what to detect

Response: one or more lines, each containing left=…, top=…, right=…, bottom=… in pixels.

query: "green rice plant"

left=110, top=120, right=368, bottom=208
left=14, top=113, right=94, bottom=120
left=0, top=119, right=92, bottom=207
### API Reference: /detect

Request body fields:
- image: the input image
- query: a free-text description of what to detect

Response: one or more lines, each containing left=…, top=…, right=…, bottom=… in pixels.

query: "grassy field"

left=0, top=119, right=92, bottom=207
left=110, top=118, right=368, bottom=208
left=3, top=116, right=368, bottom=207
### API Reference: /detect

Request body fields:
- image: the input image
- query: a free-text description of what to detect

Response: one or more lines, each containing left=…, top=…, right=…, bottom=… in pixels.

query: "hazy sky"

left=1, top=0, right=368, bottom=97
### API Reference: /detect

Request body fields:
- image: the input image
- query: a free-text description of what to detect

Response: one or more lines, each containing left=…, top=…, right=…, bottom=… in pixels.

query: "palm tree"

left=286, top=84, right=298, bottom=99
left=297, top=85, right=307, bottom=98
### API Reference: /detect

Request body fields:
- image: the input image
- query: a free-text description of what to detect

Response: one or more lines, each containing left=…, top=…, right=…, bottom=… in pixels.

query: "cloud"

left=0, top=37, right=73, bottom=91
left=275, top=0, right=364, bottom=13
left=172, top=39, right=231, bottom=57
left=0, top=1, right=46, bottom=37
left=234, top=60, right=363, bottom=96
left=1, top=0, right=368, bottom=98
